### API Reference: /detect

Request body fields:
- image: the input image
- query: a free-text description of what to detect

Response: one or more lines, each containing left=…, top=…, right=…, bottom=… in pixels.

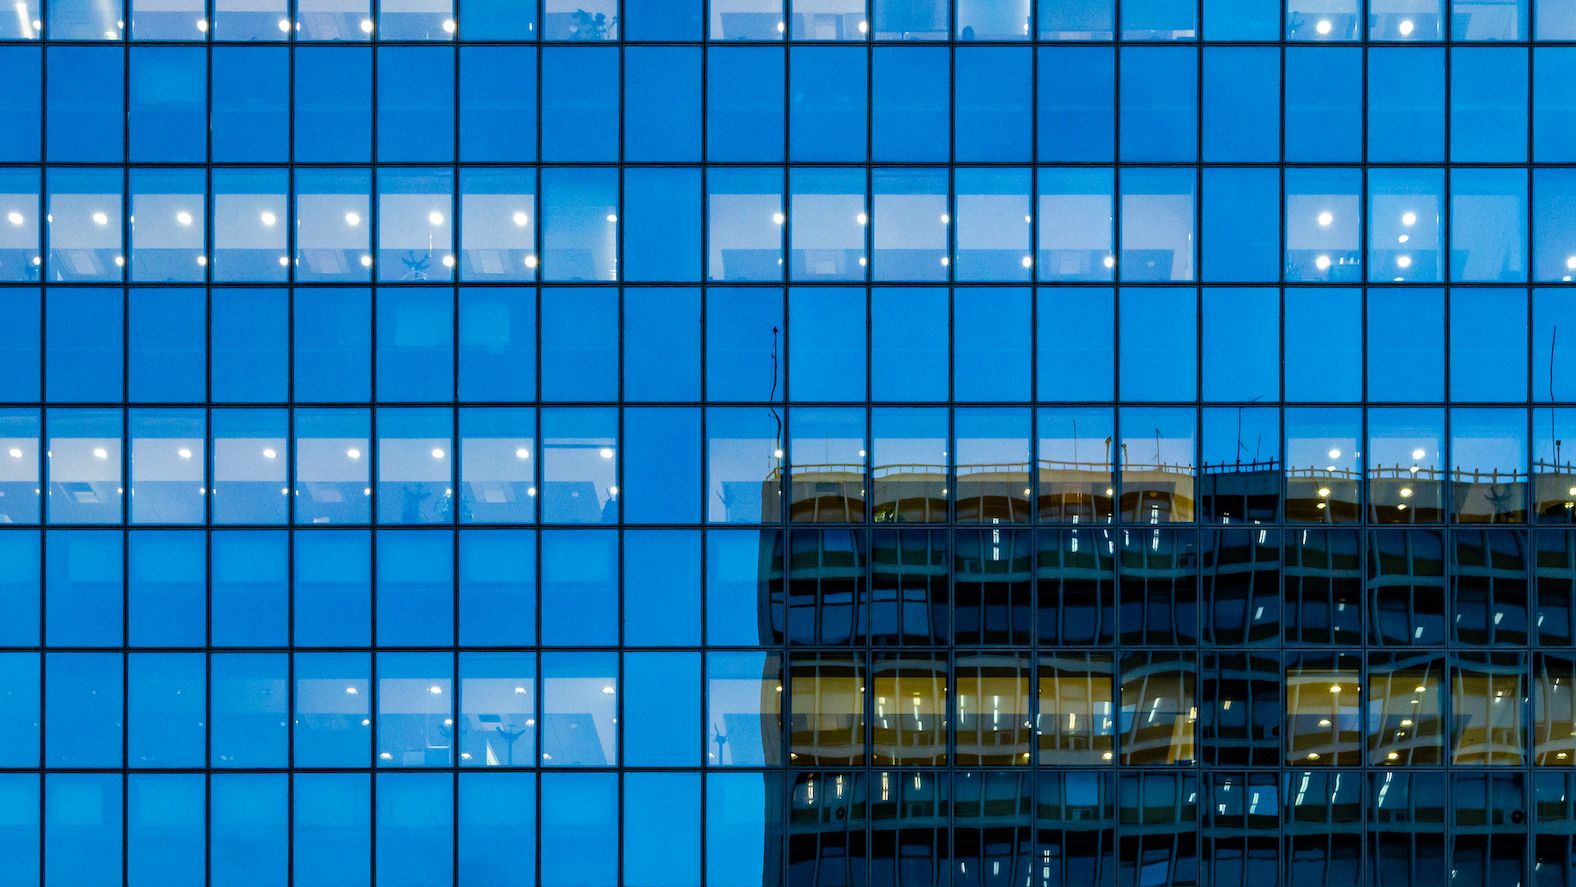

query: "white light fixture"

left=177, top=447, right=192, bottom=460
left=1315, top=255, right=1332, bottom=271
left=512, top=211, right=529, bottom=227
left=1398, top=18, right=1414, bottom=35
left=360, top=18, right=373, bottom=33
left=6, top=211, right=22, bottom=226
left=344, top=211, right=361, bottom=226
left=431, top=448, right=445, bottom=460
left=176, top=211, right=193, bottom=226
left=92, top=447, right=108, bottom=460
left=442, top=18, right=456, bottom=33
left=514, top=448, right=530, bottom=460
left=598, top=447, right=615, bottom=460
left=605, top=214, right=618, bottom=223
left=771, top=212, right=786, bottom=225
left=1316, top=211, right=1333, bottom=226
left=1401, top=211, right=1417, bottom=226
left=1396, top=255, right=1412, bottom=268
left=346, top=448, right=362, bottom=460
left=428, top=211, right=444, bottom=226
left=260, top=211, right=277, bottom=226
left=91, top=211, right=109, bottom=226
left=1315, top=18, right=1332, bottom=34
left=262, top=448, right=277, bottom=460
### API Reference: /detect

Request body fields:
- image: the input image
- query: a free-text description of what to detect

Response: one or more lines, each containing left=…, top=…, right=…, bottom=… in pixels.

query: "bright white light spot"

left=175, top=211, right=193, bottom=226
left=512, top=211, right=528, bottom=227
left=442, top=18, right=456, bottom=33
left=441, top=255, right=455, bottom=268
left=344, top=211, right=361, bottom=226
left=260, top=211, right=277, bottom=227
left=7, top=448, right=22, bottom=459
left=1396, top=254, right=1412, bottom=269
left=605, top=214, right=617, bottom=223
left=598, top=447, right=615, bottom=460
left=1401, top=211, right=1417, bottom=226
left=1315, top=255, right=1332, bottom=271
left=346, top=448, right=361, bottom=460
left=524, top=255, right=539, bottom=268
left=515, top=448, right=530, bottom=460
left=428, top=211, right=444, bottom=226
left=1020, top=256, right=1033, bottom=268
left=1316, top=211, right=1333, bottom=226
left=195, top=18, right=207, bottom=31
left=92, top=211, right=108, bottom=226
left=359, top=18, right=373, bottom=33
left=428, top=685, right=443, bottom=695
left=359, top=255, right=372, bottom=268
left=262, top=448, right=277, bottom=460
left=1315, top=18, right=1332, bottom=34
left=431, top=448, right=445, bottom=460
left=6, top=212, right=23, bottom=226
left=277, top=18, right=291, bottom=31
left=1398, top=18, right=1414, bottom=35
left=1328, top=449, right=1341, bottom=459
left=92, top=447, right=108, bottom=460
left=771, top=212, right=786, bottom=225
left=856, top=212, right=868, bottom=225
left=1102, top=255, right=1115, bottom=269
left=601, top=685, right=616, bottom=695
left=177, top=447, right=192, bottom=460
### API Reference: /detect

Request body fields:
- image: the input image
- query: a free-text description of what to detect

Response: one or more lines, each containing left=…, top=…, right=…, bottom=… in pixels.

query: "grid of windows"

left=6, top=0, right=1576, bottom=884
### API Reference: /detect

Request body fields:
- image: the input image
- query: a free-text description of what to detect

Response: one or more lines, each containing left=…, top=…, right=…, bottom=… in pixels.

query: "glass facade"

left=5, top=0, right=1576, bottom=884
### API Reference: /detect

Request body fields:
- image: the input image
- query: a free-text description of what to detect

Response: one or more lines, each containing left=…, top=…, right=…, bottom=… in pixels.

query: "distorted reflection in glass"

left=1368, top=409, right=1444, bottom=524
left=1452, top=409, right=1527, bottom=523
left=1037, top=408, right=1115, bottom=524
left=708, top=651, right=783, bottom=767
left=1535, top=653, right=1576, bottom=766
left=1037, top=653, right=1115, bottom=764
left=1368, top=653, right=1445, bottom=765
left=1533, top=408, right=1576, bottom=522
left=954, top=408, right=1031, bottom=524
left=1119, top=407, right=1195, bottom=523
left=1452, top=653, right=1526, bottom=765
left=1201, top=407, right=1279, bottom=525
left=789, top=408, right=866, bottom=523
left=1285, top=653, right=1362, bottom=765
left=871, top=653, right=947, bottom=765
left=1119, top=651, right=1196, bottom=765
left=788, top=653, right=864, bottom=766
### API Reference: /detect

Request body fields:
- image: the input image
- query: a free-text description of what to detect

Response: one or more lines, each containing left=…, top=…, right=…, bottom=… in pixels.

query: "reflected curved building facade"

left=6, top=0, right=1576, bottom=884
